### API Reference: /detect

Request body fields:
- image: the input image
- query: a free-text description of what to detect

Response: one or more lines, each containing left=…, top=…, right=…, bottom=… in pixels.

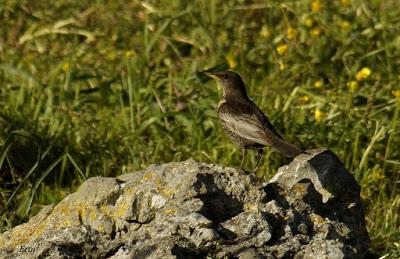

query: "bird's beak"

left=204, top=71, right=224, bottom=92
left=204, top=72, right=222, bottom=80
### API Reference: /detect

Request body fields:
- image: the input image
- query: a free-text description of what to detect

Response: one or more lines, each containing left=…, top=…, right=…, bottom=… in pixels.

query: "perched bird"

left=207, top=71, right=303, bottom=173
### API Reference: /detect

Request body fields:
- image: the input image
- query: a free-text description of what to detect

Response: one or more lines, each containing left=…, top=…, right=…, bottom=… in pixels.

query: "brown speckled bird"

left=207, top=71, right=303, bottom=173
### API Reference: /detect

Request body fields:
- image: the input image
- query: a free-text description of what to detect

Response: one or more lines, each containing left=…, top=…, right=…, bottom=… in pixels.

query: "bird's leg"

left=252, top=149, right=264, bottom=174
left=239, top=149, right=246, bottom=171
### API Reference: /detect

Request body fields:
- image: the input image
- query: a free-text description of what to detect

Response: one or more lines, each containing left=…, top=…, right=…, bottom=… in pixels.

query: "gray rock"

left=0, top=149, right=370, bottom=258
left=270, top=148, right=360, bottom=203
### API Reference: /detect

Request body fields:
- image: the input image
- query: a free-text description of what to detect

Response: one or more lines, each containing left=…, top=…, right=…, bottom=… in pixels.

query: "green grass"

left=0, top=0, right=399, bottom=256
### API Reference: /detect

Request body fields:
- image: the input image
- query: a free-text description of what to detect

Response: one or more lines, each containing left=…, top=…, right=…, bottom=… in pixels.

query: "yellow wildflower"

left=341, top=21, right=351, bottom=31
left=392, top=89, right=400, bottom=98
left=304, top=18, right=313, bottom=27
left=279, top=61, right=286, bottom=71
left=62, top=63, right=70, bottom=72
left=299, top=95, right=310, bottom=103
left=276, top=44, right=288, bottom=55
left=314, top=80, right=323, bottom=88
left=347, top=81, right=359, bottom=91
left=314, top=108, right=325, bottom=122
left=287, top=27, right=297, bottom=40
left=370, top=168, right=385, bottom=180
left=310, top=28, right=321, bottom=37
left=355, top=67, right=372, bottom=81
left=340, top=0, right=351, bottom=6
left=226, top=52, right=238, bottom=68
left=259, top=25, right=270, bottom=38
left=311, top=0, right=322, bottom=12
left=125, top=50, right=135, bottom=58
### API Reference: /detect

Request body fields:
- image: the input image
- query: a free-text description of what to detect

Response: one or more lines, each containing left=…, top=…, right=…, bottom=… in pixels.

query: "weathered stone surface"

left=0, top=148, right=370, bottom=258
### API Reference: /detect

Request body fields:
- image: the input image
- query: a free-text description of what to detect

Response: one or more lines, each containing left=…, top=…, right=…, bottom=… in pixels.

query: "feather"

left=219, top=112, right=302, bottom=157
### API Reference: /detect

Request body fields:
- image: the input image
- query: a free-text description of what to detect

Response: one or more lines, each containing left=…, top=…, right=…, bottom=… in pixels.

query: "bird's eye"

left=222, top=74, right=228, bottom=79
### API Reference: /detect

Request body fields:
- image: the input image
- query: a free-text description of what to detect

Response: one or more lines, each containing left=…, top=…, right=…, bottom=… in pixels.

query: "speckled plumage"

left=218, top=99, right=270, bottom=149
left=208, top=70, right=303, bottom=172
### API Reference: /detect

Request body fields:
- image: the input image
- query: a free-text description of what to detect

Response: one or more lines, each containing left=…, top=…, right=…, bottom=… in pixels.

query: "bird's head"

left=206, top=71, right=248, bottom=99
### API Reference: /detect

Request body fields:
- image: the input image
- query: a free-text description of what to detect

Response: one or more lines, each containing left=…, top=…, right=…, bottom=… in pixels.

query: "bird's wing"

left=219, top=112, right=277, bottom=146
left=249, top=101, right=283, bottom=138
left=218, top=100, right=303, bottom=157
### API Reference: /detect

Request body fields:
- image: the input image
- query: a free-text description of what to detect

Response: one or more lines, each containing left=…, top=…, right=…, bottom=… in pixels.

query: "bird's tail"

left=271, top=137, right=303, bottom=158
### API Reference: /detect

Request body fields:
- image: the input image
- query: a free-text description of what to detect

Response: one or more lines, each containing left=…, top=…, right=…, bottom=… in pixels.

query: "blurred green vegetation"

left=0, top=0, right=399, bottom=256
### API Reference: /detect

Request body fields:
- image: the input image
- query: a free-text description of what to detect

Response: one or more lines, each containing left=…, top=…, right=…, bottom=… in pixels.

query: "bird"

left=206, top=70, right=303, bottom=173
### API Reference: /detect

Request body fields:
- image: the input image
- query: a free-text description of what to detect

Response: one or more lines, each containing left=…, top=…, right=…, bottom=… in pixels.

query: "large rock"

left=0, top=148, right=370, bottom=258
